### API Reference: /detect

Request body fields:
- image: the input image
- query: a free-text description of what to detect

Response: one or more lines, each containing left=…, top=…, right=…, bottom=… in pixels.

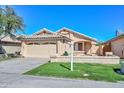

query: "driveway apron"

left=0, top=58, right=48, bottom=74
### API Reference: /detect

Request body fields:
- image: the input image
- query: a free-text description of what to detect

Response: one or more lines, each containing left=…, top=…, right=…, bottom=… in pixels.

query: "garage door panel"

left=25, top=44, right=56, bottom=58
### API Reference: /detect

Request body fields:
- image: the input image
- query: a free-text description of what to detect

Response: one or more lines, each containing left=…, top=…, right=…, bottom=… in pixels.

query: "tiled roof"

left=31, top=27, right=98, bottom=42
left=18, top=33, right=72, bottom=41
left=103, top=34, right=124, bottom=44
left=1, top=36, right=21, bottom=43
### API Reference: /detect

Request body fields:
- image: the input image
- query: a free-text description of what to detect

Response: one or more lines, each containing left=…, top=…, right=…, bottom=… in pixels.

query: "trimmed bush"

left=63, top=51, right=69, bottom=56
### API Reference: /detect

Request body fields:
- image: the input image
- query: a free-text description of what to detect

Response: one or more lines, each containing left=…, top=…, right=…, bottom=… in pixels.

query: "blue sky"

left=10, top=5, right=124, bottom=41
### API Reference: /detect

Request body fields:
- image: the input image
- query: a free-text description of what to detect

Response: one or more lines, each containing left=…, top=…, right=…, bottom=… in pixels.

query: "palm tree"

left=0, top=6, right=25, bottom=40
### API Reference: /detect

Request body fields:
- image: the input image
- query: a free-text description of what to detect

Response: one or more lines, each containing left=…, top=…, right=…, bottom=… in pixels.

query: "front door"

left=78, top=43, right=82, bottom=51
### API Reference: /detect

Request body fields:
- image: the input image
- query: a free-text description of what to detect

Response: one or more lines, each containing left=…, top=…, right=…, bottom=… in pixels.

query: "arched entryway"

left=74, top=41, right=92, bottom=55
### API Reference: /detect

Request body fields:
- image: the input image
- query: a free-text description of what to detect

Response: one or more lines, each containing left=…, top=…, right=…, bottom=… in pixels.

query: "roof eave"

left=18, top=34, right=72, bottom=42
left=102, top=35, right=124, bottom=44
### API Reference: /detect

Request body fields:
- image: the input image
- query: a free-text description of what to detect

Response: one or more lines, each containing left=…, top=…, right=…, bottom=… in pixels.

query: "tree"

left=0, top=6, right=25, bottom=40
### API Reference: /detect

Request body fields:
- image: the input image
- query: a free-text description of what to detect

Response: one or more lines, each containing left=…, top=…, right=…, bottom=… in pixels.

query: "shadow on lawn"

left=60, top=64, right=70, bottom=70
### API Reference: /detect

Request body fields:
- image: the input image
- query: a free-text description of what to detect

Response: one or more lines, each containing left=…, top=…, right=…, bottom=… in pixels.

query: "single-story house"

left=0, top=36, right=21, bottom=54
left=100, top=34, right=124, bottom=58
left=19, top=27, right=101, bottom=58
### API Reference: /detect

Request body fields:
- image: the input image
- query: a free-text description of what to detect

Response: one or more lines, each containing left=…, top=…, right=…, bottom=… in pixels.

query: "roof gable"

left=31, top=27, right=98, bottom=42
left=56, top=27, right=98, bottom=42
left=33, top=28, right=53, bottom=35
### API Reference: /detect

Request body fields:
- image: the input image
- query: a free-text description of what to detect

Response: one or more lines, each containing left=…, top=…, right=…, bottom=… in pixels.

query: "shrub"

left=7, top=54, right=15, bottom=58
left=15, top=51, right=20, bottom=55
left=63, top=51, right=69, bottom=56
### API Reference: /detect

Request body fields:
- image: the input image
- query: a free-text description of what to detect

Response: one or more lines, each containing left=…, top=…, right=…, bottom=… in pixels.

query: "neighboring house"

left=100, top=34, right=124, bottom=58
left=19, top=27, right=101, bottom=58
left=0, top=36, right=21, bottom=54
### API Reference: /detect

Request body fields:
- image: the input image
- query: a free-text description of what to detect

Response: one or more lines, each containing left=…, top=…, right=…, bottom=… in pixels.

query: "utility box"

left=121, top=61, right=124, bottom=74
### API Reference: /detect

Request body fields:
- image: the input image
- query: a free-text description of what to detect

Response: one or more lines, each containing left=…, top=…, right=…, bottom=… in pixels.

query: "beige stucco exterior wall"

left=90, top=42, right=100, bottom=55
left=51, top=56, right=120, bottom=64
left=57, top=40, right=71, bottom=56
left=59, top=30, right=94, bottom=42
left=84, top=42, right=91, bottom=54
left=1, top=45, right=21, bottom=54
left=21, top=42, right=26, bottom=56
left=111, top=38, right=124, bottom=58
left=99, top=45, right=104, bottom=55
left=57, top=40, right=64, bottom=55
left=58, top=30, right=100, bottom=55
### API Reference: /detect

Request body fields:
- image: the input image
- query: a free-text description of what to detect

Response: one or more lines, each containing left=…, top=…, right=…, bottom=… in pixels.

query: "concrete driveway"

left=0, top=58, right=49, bottom=74
left=0, top=58, right=124, bottom=88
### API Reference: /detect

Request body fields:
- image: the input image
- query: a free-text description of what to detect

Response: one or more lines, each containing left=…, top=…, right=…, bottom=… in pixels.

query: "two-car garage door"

left=23, top=44, right=56, bottom=58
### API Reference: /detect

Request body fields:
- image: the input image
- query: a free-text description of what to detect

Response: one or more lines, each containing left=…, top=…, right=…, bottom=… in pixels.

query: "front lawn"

left=24, top=62, right=124, bottom=82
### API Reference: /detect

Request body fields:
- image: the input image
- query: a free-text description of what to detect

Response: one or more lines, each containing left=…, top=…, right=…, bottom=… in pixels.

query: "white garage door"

left=24, top=44, right=56, bottom=58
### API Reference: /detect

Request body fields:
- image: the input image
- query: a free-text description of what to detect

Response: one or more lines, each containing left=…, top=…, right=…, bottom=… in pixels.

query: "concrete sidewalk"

left=0, top=73, right=124, bottom=88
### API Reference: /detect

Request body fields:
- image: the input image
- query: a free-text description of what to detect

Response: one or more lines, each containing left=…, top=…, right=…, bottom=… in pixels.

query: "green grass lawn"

left=24, top=62, right=124, bottom=82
